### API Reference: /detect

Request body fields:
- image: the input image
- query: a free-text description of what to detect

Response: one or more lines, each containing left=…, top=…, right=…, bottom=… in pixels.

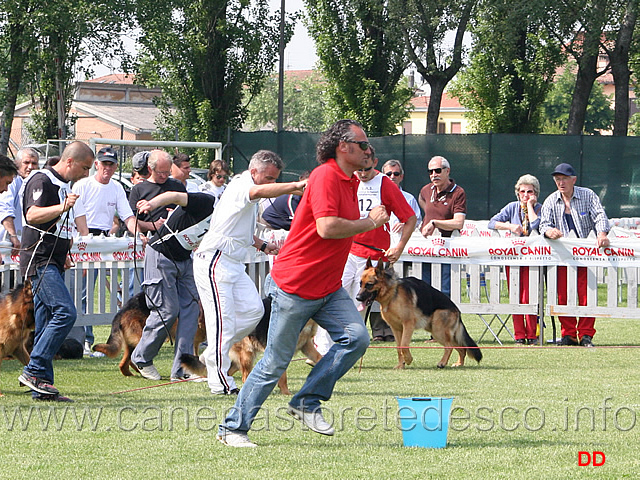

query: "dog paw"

left=452, top=362, right=463, bottom=368
left=393, top=363, right=406, bottom=370
left=436, top=363, right=446, bottom=369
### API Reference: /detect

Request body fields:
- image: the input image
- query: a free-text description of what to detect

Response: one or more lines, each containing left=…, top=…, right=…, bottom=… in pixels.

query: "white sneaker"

left=287, top=405, right=335, bottom=436
left=90, top=351, right=106, bottom=358
left=83, top=342, right=92, bottom=356
left=170, top=373, right=206, bottom=382
left=137, top=364, right=161, bottom=380
left=217, top=430, right=257, bottom=448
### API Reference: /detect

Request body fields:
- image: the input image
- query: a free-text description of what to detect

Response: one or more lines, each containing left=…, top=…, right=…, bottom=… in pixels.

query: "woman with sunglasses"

left=488, top=174, right=542, bottom=346
left=200, top=159, right=230, bottom=204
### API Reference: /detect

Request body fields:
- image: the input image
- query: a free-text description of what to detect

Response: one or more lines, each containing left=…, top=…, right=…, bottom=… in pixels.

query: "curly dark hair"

left=316, top=119, right=364, bottom=164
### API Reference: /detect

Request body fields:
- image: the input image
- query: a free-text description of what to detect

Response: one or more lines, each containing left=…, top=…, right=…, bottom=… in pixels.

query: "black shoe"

left=558, top=336, right=579, bottom=346
left=33, top=393, right=74, bottom=402
left=527, top=338, right=539, bottom=346
left=228, top=388, right=240, bottom=395
left=580, top=335, right=594, bottom=348
left=372, top=336, right=384, bottom=342
left=383, top=335, right=395, bottom=342
left=18, top=373, right=59, bottom=395
left=515, top=339, right=526, bottom=346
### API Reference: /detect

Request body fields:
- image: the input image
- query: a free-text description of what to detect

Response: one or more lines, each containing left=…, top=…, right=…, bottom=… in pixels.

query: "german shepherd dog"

left=356, top=259, right=482, bottom=369
left=92, top=292, right=206, bottom=377
left=180, top=296, right=323, bottom=395
left=0, top=281, right=35, bottom=396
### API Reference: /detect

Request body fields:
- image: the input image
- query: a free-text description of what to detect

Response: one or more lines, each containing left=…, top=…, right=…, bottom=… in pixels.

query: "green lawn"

left=1, top=317, right=638, bottom=479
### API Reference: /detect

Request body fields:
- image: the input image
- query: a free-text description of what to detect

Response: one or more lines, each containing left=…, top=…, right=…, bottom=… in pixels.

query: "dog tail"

left=457, top=316, right=483, bottom=363
left=180, top=353, right=207, bottom=377
left=92, top=314, right=124, bottom=358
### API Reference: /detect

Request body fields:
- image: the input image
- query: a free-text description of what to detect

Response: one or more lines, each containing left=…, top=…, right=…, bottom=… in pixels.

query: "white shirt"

left=197, top=170, right=259, bottom=262
left=390, top=188, right=421, bottom=229
left=72, top=176, right=133, bottom=231
left=0, top=175, right=24, bottom=240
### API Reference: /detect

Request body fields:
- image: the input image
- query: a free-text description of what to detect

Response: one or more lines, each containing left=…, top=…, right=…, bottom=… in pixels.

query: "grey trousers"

left=131, top=247, right=200, bottom=378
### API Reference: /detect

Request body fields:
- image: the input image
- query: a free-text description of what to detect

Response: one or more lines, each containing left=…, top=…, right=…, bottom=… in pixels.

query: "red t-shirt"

left=350, top=172, right=416, bottom=260
left=271, top=159, right=360, bottom=300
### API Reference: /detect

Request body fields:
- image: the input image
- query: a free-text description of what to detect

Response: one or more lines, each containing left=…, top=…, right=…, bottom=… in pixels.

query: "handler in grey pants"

left=131, top=191, right=216, bottom=381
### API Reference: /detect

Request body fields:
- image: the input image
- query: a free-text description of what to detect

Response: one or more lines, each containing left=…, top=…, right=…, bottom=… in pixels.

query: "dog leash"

left=353, top=241, right=386, bottom=253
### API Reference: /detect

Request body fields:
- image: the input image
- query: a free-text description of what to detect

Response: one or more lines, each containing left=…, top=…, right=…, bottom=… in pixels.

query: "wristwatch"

left=260, top=241, right=268, bottom=252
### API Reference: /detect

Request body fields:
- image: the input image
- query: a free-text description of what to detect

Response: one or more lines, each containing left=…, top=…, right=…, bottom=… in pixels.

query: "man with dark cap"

left=539, top=162, right=610, bottom=347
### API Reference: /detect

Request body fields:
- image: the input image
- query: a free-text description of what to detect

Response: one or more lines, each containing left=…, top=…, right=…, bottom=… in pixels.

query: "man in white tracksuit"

left=194, top=150, right=306, bottom=395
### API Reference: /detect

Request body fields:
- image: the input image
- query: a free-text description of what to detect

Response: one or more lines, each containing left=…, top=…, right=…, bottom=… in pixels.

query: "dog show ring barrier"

left=2, top=222, right=640, bottom=344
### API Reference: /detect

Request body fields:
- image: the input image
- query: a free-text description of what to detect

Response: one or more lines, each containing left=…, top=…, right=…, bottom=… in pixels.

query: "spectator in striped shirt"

left=539, top=163, right=610, bottom=348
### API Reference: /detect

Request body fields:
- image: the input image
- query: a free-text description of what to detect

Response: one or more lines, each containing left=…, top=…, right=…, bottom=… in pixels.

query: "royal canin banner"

left=400, top=230, right=640, bottom=267
left=0, top=236, right=146, bottom=265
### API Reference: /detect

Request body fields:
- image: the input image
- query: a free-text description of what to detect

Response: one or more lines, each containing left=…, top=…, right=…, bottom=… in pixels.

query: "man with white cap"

left=539, top=162, right=610, bottom=347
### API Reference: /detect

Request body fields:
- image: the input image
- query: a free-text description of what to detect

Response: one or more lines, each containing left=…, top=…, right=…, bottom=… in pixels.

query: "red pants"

left=556, top=266, right=595, bottom=339
left=506, top=266, right=538, bottom=340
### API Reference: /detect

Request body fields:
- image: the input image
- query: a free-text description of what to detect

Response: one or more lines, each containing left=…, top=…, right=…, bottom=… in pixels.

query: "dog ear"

left=366, top=256, right=373, bottom=269
left=376, top=259, right=385, bottom=274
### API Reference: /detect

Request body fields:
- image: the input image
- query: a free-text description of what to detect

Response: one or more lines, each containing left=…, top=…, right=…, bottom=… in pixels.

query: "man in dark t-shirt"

left=130, top=191, right=215, bottom=381
left=18, top=141, right=94, bottom=402
left=128, top=150, right=186, bottom=232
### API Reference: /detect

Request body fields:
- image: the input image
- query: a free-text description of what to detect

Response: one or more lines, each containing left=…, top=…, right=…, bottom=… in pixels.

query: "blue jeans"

left=24, top=265, right=77, bottom=384
left=220, top=276, right=370, bottom=434
left=421, top=262, right=451, bottom=297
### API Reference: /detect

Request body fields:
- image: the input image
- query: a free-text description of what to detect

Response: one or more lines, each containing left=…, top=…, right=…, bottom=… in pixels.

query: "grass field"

left=1, top=316, right=639, bottom=479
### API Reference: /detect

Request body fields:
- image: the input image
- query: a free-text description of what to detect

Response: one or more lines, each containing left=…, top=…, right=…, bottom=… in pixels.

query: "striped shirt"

left=539, top=186, right=609, bottom=238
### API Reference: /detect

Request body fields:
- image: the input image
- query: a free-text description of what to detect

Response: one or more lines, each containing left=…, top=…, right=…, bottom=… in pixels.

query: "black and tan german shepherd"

left=356, top=259, right=482, bottom=370
left=0, top=281, right=35, bottom=396
left=180, top=296, right=322, bottom=395
left=92, top=293, right=207, bottom=377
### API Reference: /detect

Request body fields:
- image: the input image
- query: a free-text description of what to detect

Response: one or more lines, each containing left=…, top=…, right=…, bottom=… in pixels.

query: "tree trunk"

left=426, top=82, right=446, bottom=134
left=0, top=22, right=26, bottom=156
left=610, top=0, right=637, bottom=137
left=567, top=35, right=600, bottom=135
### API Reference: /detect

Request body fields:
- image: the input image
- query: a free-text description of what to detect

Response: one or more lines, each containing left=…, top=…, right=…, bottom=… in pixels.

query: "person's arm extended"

left=136, top=192, right=189, bottom=214
left=316, top=205, right=389, bottom=239
left=249, top=180, right=307, bottom=201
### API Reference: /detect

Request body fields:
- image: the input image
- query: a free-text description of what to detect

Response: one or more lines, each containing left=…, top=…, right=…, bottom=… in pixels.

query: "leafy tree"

left=304, top=0, right=413, bottom=136
left=450, top=0, right=563, bottom=133
left=543, top=0, right=628, bottom=135
left=134, top=0, right=292, bottom=164
left=390, top=0, right=476, bottom=134
left=541, top=65, right=614, bottom=134
left=245, top=70, right=331, bottom=132
left=0, top=1, right=39, bottom=154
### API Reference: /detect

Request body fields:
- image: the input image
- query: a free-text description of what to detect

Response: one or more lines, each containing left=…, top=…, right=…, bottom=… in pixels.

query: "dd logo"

left=578, top=451, right=606, bottom=466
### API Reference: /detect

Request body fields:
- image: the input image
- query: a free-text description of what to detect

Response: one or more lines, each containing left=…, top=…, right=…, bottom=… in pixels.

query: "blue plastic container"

left=396, top=397, right=454, bottom=448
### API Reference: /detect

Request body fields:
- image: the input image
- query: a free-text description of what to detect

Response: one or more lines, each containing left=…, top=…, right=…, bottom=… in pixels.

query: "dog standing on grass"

left=0, top=281, right=35, bottom=396
left=357, top=259, right=482, bottom=369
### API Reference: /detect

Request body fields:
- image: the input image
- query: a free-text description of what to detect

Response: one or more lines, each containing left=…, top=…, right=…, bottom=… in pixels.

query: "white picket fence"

left=2, top=254, right=640, bottom=344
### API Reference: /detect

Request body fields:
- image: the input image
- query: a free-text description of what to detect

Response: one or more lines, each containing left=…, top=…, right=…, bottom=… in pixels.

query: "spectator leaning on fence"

left=418, top=155, right=467, bottom=297
left=18, top=141, right=94, bottom=402
left=0, top=148, right=39, bottom=256
left=488, top=174, right=542, bottom=345
left=539, top=163, right=610, bottom=348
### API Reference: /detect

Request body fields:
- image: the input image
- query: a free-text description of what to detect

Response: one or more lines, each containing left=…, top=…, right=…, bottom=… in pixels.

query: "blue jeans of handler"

left=220, top=275, right=370, bottom=435
left=421, top=263, right=451, bottom=297
left=24, top=265, right=77, bottom=384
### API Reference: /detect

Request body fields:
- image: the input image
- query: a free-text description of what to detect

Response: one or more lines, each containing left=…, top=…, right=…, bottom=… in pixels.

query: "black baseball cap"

left=97, top=147, right=118, bottom=164
left=551, top=163, right=577, bottom=176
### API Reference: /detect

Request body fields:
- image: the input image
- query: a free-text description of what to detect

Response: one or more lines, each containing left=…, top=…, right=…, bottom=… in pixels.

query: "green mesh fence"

left=231, top=132, right=640, bottom=219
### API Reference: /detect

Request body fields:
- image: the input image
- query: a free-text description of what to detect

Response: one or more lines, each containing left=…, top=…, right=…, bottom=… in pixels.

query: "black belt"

left=89, top=228, right=110, bottom=236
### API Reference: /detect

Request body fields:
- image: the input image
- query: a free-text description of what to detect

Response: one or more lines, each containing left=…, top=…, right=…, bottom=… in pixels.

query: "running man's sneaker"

left=18, top=373, right=59, bottom=395
left=33, top=393, right=74, bottom=402
left=134, top=364, right=161, bottom=380
left=287, top=405, right=335, bottom=436
left=217, top=430, right=257, bottom=448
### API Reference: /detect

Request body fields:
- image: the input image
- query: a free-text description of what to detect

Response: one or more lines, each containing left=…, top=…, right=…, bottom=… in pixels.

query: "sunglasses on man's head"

left=344, top=139, right=371, bottom=151
left=385, top=171, right=401, bottom=177
left=428, top=168, right=443, bottom=175
left=358, top=165, right=374, bottom=172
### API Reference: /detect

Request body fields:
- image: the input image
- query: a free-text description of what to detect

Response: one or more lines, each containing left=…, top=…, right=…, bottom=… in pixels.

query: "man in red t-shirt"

left=319, top=148, right=415, bottom=346
left=217, top=119, right=389, bottom=448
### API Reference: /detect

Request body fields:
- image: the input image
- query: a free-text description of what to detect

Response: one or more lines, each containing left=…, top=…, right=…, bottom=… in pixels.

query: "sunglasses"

left=519, top=189, right=534, bottom=194
left=385, top=171, right=401, bottom=177
left=358, top=165, right=374, bottom=172
left=344, top=139, right=372, bottom=151
left=215, top=174, right=228, bottom=180
left=428, top=168, right=444, bottom=175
